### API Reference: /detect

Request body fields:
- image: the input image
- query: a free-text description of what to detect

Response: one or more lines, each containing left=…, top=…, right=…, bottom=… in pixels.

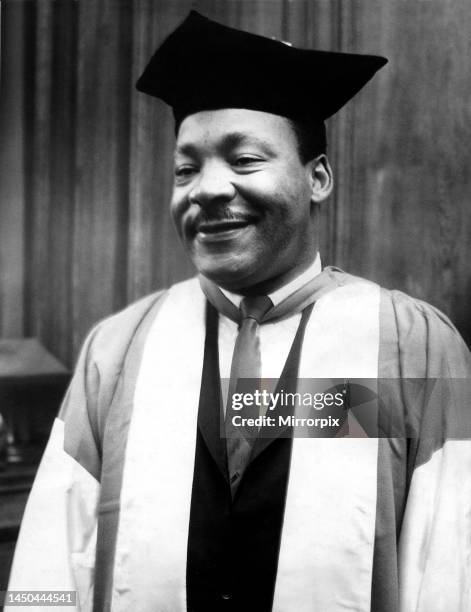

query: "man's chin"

left=195, top=259, right=259, bottom=292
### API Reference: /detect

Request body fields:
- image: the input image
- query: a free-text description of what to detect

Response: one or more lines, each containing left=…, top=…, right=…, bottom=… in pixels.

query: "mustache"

left=193, top=210, right=256, bottom=226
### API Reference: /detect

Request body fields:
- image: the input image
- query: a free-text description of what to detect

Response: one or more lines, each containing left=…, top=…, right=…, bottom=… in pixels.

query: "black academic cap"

left=136, top=10, right=387, bottom=126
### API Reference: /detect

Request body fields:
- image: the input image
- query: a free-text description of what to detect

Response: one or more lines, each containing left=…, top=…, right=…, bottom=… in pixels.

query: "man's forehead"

left=176, top=108, right=295, bottom=149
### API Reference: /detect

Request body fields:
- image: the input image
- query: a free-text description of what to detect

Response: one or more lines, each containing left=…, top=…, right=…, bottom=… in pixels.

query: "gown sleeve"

left=5, top=324, right=103, bottom=612
left=379, top=289, right=471, bottom=612
left=6, top=290, right=166, bottom=612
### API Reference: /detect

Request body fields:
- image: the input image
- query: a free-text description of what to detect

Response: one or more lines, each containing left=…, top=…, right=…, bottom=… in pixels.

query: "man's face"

left=171, top=108, right=319, bottom=292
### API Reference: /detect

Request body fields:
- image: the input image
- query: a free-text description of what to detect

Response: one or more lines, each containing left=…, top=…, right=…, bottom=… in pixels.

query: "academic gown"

left=6, top=268, right=471, bottom=612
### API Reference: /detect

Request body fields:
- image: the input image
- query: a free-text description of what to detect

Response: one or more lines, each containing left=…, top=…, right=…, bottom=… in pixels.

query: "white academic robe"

left=6, top=268, right=471, bottom=611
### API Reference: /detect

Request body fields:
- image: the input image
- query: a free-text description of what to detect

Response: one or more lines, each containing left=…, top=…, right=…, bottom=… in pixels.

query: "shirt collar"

left=220, top=252, right=322, bottom=308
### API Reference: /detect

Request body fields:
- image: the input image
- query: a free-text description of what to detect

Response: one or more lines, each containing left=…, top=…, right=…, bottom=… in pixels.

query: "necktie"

left=225, top=295, right=272, bottom=495
left=199, top=269, right=340, bottom=495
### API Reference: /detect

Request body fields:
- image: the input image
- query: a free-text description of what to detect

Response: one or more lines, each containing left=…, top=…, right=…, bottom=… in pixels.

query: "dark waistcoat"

left=186, top=303, right=313, bottom=612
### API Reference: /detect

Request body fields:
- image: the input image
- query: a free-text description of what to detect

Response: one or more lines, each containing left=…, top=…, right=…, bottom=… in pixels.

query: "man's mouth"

left=197, top=219, right=252, bottom=233
left=194, top=216, right=257, bottom=241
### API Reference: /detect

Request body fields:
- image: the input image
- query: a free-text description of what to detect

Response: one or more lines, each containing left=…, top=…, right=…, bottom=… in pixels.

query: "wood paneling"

left=72, top=0, right=133, bottom=355
left=1, top=0, right=470, bottom=367
left=0, top=3, right=25, bottom=337
left=340, top=1, right=471, bottom=337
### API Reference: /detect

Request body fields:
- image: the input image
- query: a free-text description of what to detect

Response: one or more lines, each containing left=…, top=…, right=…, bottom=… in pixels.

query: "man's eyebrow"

left=175, top=131, right=275, bottom=158
left=174, top=142, right=199, bottom=158
left=220, top=131, right=274, bottom=152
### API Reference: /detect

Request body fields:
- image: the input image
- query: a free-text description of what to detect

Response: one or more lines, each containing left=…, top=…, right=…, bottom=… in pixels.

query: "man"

left=7, top=11, right=471, bottom=612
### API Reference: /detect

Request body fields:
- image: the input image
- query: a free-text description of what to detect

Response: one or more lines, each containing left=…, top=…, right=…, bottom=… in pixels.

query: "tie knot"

left=240, top=295, right=272, bottom=324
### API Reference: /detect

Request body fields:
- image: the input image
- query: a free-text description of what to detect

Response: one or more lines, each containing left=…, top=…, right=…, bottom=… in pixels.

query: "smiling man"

left=7, top=11, right=471, bottom=612
left=172, top=108, right=332, bottom=292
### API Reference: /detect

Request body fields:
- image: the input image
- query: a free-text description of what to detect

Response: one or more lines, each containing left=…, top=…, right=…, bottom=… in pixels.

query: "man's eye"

left=175, top=166, right=197, bottom=178
left=233, top=156, right=262, bottom=167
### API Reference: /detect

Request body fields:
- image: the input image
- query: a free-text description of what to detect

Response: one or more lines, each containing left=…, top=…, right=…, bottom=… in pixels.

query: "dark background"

left=1, top=0, right=471, bottom=368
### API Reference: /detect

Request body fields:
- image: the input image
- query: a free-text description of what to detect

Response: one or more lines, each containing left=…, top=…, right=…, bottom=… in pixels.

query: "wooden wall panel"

left=1, top=0, right=470, bottom=367
left=48, top=0, right=78, bottom=362
left=24, top=1, right=54, bottom=345
left=71, top=0, right=134, bottom=356
left=0, top=2, right=25, bottom=337
left=13, top=0, right=79, bottom=364
left=340, top=1, right=471, bottom=342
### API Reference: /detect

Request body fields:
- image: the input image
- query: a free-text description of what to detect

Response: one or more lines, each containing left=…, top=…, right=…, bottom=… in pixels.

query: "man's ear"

left=309, top=155, right=333, bottom=204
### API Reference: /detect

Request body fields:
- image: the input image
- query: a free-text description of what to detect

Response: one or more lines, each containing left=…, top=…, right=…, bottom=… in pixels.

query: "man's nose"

left=188, top=162, right=236, bottom=206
